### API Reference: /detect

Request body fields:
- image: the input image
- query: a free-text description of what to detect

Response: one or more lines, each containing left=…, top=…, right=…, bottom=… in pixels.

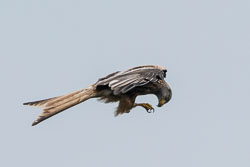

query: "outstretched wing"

left=96, top=65, right=167, bottom=95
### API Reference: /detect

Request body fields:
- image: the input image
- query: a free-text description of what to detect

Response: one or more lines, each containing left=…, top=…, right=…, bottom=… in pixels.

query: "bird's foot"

left=134, top=103, right=155, bottom=113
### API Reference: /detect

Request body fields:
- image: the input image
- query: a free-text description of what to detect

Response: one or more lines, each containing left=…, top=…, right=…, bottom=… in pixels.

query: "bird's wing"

left=96, top=66, right=166, bottom=95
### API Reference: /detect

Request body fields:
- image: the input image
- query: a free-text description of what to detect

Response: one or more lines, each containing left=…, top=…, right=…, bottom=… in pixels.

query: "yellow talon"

left=134, top=103, right=155, bottom=113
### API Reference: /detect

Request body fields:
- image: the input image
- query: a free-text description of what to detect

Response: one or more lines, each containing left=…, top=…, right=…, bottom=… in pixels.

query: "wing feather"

left=96, top=65, right=167, bottom=95
left=111, top=77, right=138, bottom=88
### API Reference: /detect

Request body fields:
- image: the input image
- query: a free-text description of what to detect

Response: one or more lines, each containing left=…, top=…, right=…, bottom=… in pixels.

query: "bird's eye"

left=163, top=70, right=167, bottom=78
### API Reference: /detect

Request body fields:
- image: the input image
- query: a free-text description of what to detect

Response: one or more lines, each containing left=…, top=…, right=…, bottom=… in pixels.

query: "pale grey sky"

left=1, top=0, right=250, bottom=166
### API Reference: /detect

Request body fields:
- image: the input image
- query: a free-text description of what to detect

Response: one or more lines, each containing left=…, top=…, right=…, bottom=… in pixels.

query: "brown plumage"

left=24, top=65, right=172, bottom=126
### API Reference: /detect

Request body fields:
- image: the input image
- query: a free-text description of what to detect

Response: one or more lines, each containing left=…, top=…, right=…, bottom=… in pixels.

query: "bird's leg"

left=133, top=103, right=155, bottom=113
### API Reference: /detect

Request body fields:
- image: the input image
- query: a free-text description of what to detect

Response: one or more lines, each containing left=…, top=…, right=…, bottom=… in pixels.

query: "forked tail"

left=24, top=85, right=96, bottom=126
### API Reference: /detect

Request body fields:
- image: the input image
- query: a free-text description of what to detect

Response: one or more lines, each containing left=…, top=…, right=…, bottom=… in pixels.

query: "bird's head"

left=156, top=86, right=172, bottom=107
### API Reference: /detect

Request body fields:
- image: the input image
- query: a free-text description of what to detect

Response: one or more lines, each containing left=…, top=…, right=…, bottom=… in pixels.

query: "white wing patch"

left=111, top=78, right=137, bottom=88
left=108, top=80, right=119, bottom=86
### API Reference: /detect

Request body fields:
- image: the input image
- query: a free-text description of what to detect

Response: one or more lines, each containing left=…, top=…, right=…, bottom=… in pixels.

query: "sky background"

left=1, top=0, right=250, bottom=166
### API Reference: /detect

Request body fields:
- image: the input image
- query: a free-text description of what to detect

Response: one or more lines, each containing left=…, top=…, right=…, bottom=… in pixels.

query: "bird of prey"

left=24, top=65, right=172, bottom=126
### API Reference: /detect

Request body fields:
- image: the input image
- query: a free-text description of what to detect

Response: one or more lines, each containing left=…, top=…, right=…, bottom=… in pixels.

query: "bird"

left=24, top=65, right=172, bottom=126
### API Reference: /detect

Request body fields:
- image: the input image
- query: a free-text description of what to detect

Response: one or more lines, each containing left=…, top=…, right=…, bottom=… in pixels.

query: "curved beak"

left=157, top=99, right=166, bottom=107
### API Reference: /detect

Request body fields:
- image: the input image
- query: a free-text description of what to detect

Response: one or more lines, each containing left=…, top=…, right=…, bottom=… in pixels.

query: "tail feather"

left=24, top=85, right=96, bottom=126
left=23, top=97, right=58, bottom=107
